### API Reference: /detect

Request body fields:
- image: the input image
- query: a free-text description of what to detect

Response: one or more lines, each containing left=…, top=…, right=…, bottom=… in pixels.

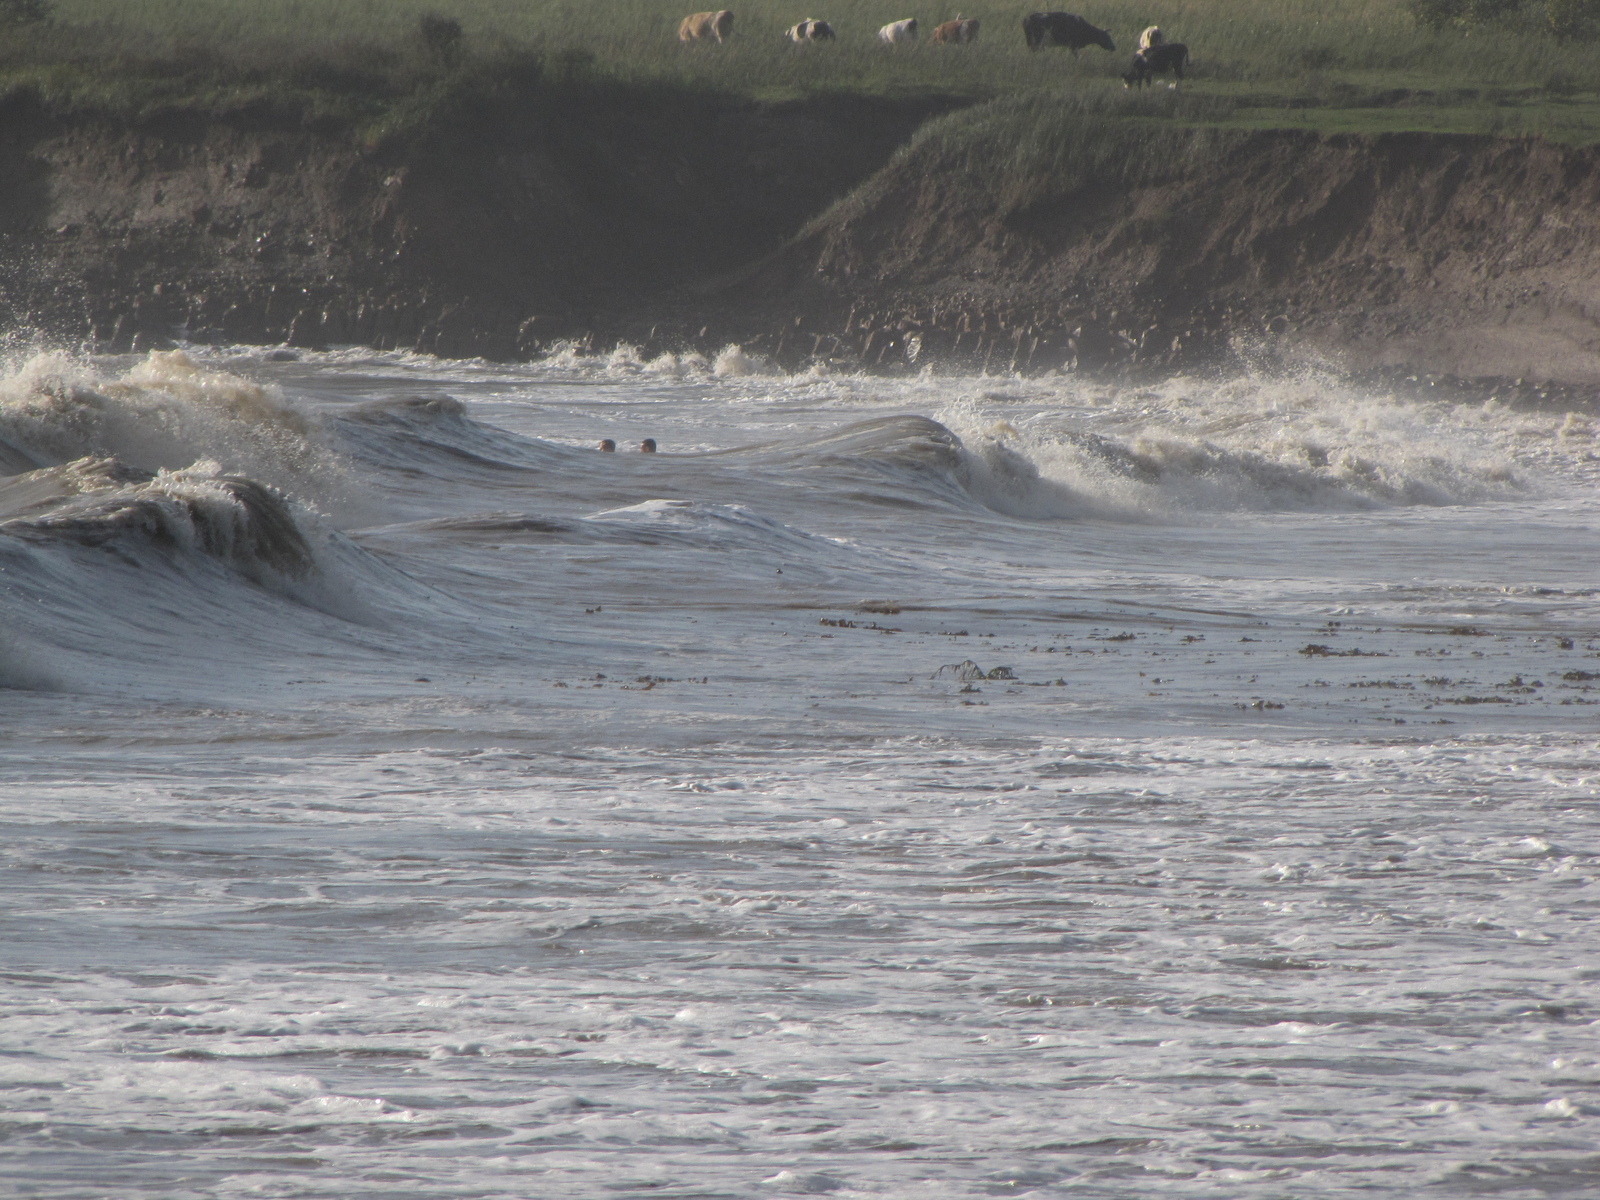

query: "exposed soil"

left=704, top=128, right=1600, bottom=391
left=0, top=86, right=955, bottom=359
left=2, top=87, right=1600, bottom=391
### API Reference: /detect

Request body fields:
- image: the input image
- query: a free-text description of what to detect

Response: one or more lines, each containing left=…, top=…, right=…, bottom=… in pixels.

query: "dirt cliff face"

left=714, top=128, right=1600, bottom=386
left=2, top=87, right=1599, bottom=387
left=0, top=89, right=953, bottom=358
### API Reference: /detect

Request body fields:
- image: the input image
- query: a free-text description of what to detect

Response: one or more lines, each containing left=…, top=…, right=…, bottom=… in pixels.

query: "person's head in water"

left=640, top=439, right=657, bottom=453
left=599, top=439, right=616, bottom=452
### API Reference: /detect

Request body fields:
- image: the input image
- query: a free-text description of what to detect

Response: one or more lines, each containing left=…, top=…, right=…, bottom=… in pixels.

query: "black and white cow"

left=1122, top=42, right=1188, bottom=87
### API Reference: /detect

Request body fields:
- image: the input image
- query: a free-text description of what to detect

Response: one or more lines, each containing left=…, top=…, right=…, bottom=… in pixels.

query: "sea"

left=2, top=341, right=1597, bottom=1198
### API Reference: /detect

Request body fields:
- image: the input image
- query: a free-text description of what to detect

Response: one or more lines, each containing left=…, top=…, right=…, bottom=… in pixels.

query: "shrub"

left=0, top=0, right=50, bottom=25
left=1545, top=0, right=1600, bottom=35
left=1294, top=45, right=1341, bottom=69
left=551, top=47, right=596, bottom=83
left=416, top=14, right=463, bottom=62
left=1409, top=0, right=1521, bottom=30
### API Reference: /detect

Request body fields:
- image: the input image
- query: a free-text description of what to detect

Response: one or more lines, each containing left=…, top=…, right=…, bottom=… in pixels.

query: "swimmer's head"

left=599, top=439, right=616, bottom=452
left=640, top=438, right=657, bottom=453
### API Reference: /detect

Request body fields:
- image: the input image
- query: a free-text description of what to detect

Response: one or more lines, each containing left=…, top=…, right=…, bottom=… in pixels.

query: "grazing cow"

left=1021, top=12, right=1114, bottom=52
left=1138, top=25, right=1162, bottom=50
left=933, top=16, right=980, bottom=43
left=1122, top=42, right=1188, bottom=87
left=879, top=17, right=918, bottom=43
left=679, top=10, right=734, bottom=42
left=786, top=17, right=836, bottom=41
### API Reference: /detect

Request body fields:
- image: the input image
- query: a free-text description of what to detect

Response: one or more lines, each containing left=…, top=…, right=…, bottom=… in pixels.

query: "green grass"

left=4, top=0, right=1600, bottom=140
left=814, top=87, right=1248, bottom=233
left=1225, top=93, right=1600, bottom=140
left=943, top=88, right=1239, bottom=181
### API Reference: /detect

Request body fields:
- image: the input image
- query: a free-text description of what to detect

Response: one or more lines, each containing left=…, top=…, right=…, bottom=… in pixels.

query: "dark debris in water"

left=933, top=659, right=1017, bottom=682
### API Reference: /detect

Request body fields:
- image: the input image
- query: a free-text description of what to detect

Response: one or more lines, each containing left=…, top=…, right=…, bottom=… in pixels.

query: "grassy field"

left=4, top=0, right=1600, bottom=140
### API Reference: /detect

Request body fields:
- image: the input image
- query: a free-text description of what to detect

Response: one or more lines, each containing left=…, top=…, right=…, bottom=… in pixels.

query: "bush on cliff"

left=416, top=14, right=464, bottom=63
left=1544, top=0, right=1600, bottom=33
left=0, top=0, right=50, bottom=25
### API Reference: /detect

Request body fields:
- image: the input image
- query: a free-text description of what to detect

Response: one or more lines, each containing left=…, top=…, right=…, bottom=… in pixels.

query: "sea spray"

left=0, top=349, right=347, bottom=506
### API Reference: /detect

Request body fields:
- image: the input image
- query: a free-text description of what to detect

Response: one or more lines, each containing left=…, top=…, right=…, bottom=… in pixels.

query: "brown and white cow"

left=933, top=16, right=980, bottom=43
left=678, top=10, right=734, bottom=42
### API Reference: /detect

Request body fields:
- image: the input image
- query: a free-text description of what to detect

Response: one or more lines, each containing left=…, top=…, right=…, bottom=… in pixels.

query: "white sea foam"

left=0, top=349, right=346, bottom=505
left=939, top=374, right=1532, bottom=519
left=2, top=345, right=1598, bottom=1198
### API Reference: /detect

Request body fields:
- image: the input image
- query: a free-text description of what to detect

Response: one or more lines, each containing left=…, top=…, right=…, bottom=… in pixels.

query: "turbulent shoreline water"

left=2, top=344, right=1597, bottom=1198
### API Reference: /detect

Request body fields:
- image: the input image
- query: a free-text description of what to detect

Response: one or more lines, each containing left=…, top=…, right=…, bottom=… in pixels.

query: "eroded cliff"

left=2, top=84, right=1599, bottom=388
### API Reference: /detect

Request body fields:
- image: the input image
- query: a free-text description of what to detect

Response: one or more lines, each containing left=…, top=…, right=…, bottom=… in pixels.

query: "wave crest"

left=3, top=459, right=315, bottom=581
left=940, top=381, right=1528, bottom=520
left=0, top=350, right=337, bottom=501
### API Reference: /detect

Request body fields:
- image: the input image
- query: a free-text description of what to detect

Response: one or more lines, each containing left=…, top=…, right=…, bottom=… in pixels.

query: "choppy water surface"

left=2, top=344, right=1598, bottom=1198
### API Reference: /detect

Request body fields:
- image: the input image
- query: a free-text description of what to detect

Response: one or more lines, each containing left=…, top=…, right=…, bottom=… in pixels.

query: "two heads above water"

left=599, top=439, right=656, bottom=452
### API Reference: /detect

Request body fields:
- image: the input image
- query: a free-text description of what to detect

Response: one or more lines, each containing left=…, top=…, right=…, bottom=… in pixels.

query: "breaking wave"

left=936, top=376, right=1530, bottom=519
left=0, top=350, right=339, bottom=501
left=0, top=455, right=408, bottom=624
left=4, top=458, right=312, bottom=579
left=0, top=351, right=455, bottom=692
left=0, top=340, right=1579, bottom=697
left=533, top=340, right=786, bottom=381
left=504, top=343, right=1539, bottom=519
left=723, top=403, right=1522, bottom=523
left=0, top=350, right=393, bottom=614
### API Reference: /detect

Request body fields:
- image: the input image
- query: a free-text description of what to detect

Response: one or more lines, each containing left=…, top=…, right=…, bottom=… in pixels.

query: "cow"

left=679, top=10, right=734, bottom=42
left=1021, top=12, right=1114, bottom=52
left=933, top=16, right=980, bottom=43
left=786, top=17, right=836, bottom=41
left=1122, top=42, right=1188, bottom=87
left=879, top=17, right=918, bottom=43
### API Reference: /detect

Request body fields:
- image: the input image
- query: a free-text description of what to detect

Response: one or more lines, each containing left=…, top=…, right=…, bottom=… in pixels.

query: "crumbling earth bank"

left=3, top=95, right=1600, bottom=386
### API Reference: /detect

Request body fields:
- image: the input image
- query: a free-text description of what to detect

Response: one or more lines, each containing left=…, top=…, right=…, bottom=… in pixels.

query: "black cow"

left=1122, top=42, right=1188, bottom=87
left=1022, top=11, right=1115, bottom=52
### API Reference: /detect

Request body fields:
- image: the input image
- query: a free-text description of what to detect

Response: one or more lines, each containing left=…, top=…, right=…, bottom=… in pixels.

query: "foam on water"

left=3, top=341, right=1599, bottom=1198
left=531, top=341, right=787, bottom=382
left=0, top=350, right=343, bottom=502
left=939, top=374, right=1534, bottom=520
left=4, top=735, right=1597, bottom=1197
left=586, top=499, right=855, bottom=555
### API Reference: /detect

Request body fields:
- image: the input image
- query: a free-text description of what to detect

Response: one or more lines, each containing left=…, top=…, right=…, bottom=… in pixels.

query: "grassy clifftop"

left=4, top=0, right=1600, bottom=140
